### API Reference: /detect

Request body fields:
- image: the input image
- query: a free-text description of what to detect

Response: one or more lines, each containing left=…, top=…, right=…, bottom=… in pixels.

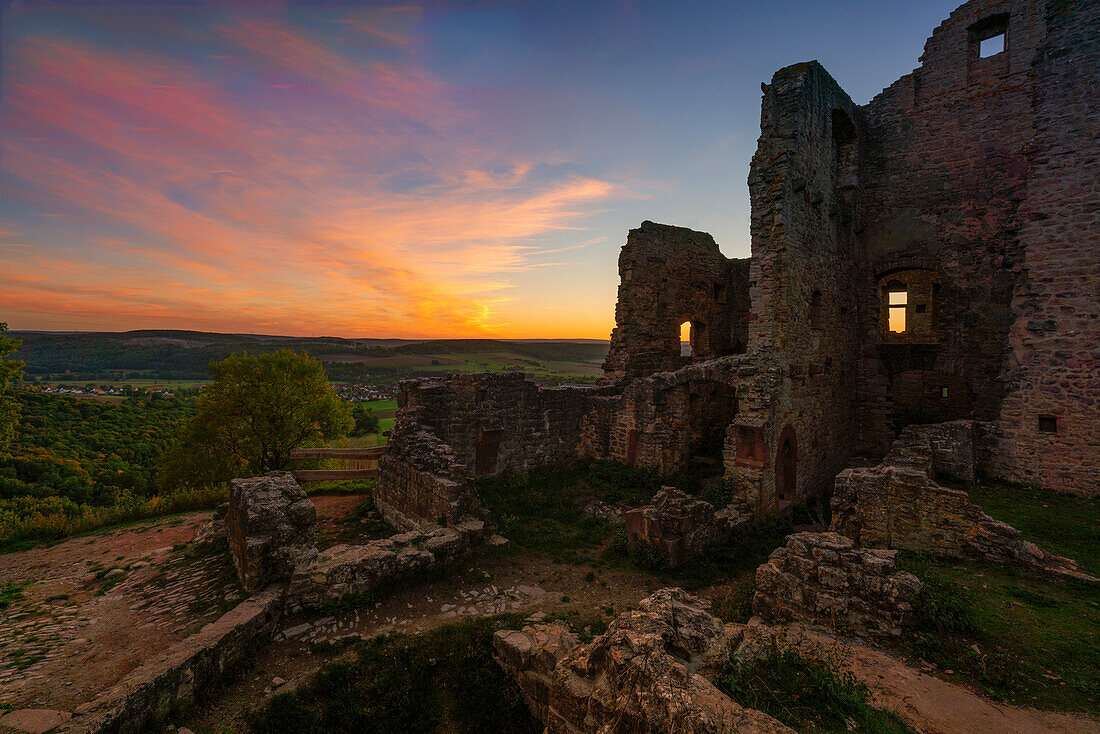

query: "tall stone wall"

left=729, top=62, right=864, bottom=518
left=603, top=221, right=750, bottom=381
left=857, top=0, right=1098, bottom=492
left=995, top=0, right=1100, bottom=493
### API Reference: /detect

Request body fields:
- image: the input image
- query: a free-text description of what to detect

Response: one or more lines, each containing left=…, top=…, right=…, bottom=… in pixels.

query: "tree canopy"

left=0, top=323, right=24, bottom=453
left=158, top=350, right=352, bottom=489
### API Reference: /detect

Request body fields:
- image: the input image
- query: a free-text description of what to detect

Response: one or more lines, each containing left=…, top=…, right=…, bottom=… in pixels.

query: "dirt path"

left=770, top=624, right=1100, bottom=734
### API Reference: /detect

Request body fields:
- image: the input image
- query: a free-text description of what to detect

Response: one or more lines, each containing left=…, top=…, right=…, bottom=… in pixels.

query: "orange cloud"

left=0, top=7, right=625, bottom=337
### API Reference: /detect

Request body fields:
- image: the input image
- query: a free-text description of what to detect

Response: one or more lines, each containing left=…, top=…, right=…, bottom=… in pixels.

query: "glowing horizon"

left=1, top=1, right=959, bottom=339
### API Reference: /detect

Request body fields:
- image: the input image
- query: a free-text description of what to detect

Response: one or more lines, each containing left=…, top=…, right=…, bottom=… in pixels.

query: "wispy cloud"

left=0, top=4, right=623, bottom=336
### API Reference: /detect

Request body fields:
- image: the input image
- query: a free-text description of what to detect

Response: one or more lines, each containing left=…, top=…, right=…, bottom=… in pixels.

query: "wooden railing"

left=289, top=445, right=385, bottom=482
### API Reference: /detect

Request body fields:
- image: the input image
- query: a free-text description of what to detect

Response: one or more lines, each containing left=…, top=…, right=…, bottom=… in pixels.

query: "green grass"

left=716, top=649, right=915, bottom=733
left=248, top=616, right=538, bottom=734
left=358, top=399, right=397, bottom=412
left=0, top=580, right=32, bottom=611
left=943, top=475, right=1099, bottom=574
left=476, top=461, right=661, bottom=565
left=896, top=553, right=1100, bottom=714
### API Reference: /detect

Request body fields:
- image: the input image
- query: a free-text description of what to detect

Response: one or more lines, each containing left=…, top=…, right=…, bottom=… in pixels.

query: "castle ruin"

left=375, top=0, right=1099, bottom=537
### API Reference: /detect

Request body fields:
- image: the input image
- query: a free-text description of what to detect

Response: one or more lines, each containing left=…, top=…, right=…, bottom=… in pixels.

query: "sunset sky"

left=1, top=0, right=958, bottom=339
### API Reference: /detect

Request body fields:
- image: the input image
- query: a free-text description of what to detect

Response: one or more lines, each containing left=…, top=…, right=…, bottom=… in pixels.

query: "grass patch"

left=896, top=553, right=1100, bottom=714
left=336, top=497, right=394, bottom=541
left=943, top=475, right=1099, bottom=575
left=304, top=478, right=376, bottom=497
left=0, top=580, right=32, bottom=611
left=477, top=461, right=661, bottom=564
left=248, top=616, right=538, bottom=734
left=717, top=648, right=915, bottom=733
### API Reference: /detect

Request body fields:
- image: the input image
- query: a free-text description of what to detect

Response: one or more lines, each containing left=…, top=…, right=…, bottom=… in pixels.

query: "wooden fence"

left=289, top=446, right=385, bottom=482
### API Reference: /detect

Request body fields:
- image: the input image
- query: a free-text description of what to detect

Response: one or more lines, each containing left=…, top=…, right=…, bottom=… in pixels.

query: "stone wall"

left=226, top=472, right=316, bottom=591
left=624, top=487, right=749, bottom=567
left=857, top=0, right=1098, bottom=493
left=285, top=520, right=491, bottom=611
left=753, top=532, right=922, bottom=636
left=603, top=222, right=751, bottom=381
left=375, top=372, right=592, bottom=527
left=729, top=61, right=865, bottom=518
left=583, top=355, right=743, bottom=475
left=493, top=588, right=794, bottom=734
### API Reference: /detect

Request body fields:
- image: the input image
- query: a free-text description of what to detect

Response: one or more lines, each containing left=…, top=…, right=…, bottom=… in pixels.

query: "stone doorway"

left=474, top=428, right=504, bottom=476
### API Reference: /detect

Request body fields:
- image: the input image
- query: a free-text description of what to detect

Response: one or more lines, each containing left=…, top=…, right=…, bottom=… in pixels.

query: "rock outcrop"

left=753, top=532, right=922, bottom=635
left=226, top=472, right=316, bottom=591
left=493, top=588, right=794, bottom=733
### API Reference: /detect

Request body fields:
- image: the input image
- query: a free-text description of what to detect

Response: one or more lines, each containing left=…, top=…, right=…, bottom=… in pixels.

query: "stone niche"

left=226, top=471, right=317, bottom=591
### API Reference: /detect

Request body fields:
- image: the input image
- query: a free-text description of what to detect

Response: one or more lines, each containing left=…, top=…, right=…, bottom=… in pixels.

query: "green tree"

left=158, top=350, right=352, bottom=488
left=350, top=404, right=381, bottom=436
left=0, top=323, right=24, bottom=453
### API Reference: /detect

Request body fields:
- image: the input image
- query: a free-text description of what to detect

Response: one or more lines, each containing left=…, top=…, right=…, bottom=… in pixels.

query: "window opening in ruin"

left=626, top=429, right=640, bottom=466
left=980, top=32, right=1005, bottom=58
left=941, top=387, right=949, bottom=398
left=474, top=428, right=504, bottom=476
left=1038, top=415, right=1057, bottom=434
left=680, top=321, right=692, bottom=357
left=775, top=427, right=797, bottom=509
left=810, top=290, right=824, bottom=330
left=888, top=288, right=907, bottom=333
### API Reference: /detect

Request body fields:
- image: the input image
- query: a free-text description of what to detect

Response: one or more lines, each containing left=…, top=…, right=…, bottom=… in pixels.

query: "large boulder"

left=226, top=472, right=316, bottom=591
left=493, top=588, right=794, bottom=733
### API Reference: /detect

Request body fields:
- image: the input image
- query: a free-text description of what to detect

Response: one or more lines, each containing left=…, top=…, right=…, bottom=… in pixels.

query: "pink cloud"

left=0, top=6, right=624, bottom=338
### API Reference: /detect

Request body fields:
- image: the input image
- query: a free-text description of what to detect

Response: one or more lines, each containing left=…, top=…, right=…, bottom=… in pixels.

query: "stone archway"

left=775, top=425, right=797, bottom=509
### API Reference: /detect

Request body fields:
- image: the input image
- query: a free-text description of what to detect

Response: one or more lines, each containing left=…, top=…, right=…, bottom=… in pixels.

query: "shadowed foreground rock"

left=493, top=588, right=794, bottom=733
left=226, top=471, right=317, bottom=591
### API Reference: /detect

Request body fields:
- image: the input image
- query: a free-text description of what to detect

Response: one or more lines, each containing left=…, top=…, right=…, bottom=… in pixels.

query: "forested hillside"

left=0, top=392, right=202, bottom=550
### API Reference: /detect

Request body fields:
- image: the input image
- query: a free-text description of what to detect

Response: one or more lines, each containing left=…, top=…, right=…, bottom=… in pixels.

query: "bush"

left=249, top=616, right=538, bottom=734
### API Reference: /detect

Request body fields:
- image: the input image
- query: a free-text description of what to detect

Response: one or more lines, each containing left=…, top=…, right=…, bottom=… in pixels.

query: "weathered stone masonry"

left=377, top=0, right=1098, bottom=537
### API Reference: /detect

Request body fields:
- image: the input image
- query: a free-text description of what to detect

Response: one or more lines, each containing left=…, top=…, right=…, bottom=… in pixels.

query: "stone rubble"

left=752, top=532, right=923, bottom=635
left=493, top=588, right=795, bottom=734
left=226, top=472, right=317, bottom=591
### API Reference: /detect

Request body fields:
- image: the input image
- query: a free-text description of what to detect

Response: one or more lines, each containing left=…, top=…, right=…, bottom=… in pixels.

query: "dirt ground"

left=3, top=496, right=1098, bottom=734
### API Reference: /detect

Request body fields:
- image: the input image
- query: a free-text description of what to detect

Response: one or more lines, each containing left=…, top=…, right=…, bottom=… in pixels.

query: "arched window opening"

left=775, top=426, right=797, bottom=509
left=831, top=109, right=858, bottom=189
left=810, top=290, right=824, bottom=330
left=680, top=321, right=692, bottom=357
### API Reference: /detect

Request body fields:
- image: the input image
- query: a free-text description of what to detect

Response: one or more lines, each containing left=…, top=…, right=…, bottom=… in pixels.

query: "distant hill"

left=11, top=330, right=609, bottom=385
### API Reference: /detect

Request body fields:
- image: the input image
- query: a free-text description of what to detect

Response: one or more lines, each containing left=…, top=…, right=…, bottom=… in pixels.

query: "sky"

left=0, top=0, right=959, bottom=339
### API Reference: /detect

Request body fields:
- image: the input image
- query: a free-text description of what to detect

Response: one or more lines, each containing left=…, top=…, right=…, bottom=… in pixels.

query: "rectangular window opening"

left=1038, top=415, right=1057, bottom=434
left=887, top=289, right=907, bottom=333
left=941, top=387, right=949, bottom=398
left=980, top=33, right=1005, bottom=58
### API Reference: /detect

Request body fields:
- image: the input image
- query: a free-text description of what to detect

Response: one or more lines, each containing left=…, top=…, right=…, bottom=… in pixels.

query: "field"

left=12, top=331, right=609, bottom=387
